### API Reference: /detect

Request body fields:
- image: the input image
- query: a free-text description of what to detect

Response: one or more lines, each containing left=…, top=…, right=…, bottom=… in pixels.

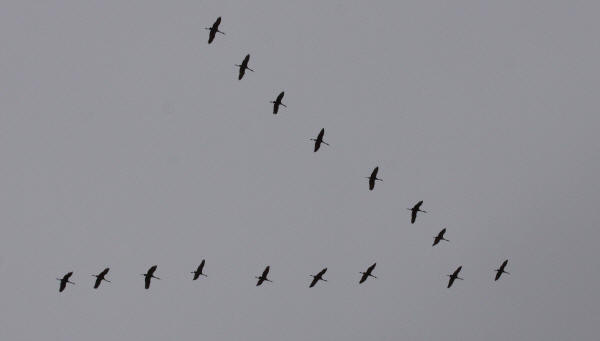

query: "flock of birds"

left=56, top=17, right=511, bottom=293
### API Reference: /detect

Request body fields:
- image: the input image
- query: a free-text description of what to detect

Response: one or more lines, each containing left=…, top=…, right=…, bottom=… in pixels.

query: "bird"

left=310, top=128, right=329, bottom=152
left=141, top=265, right=160, bottom=289
left=366, top=166, right=382, bottom=190
left=447, top=266, right=463, bottom=288
left=205, top=17, right=225, bottom=44
left=270, top=91, right=286, bottom=114
left=309, top=268, right=328, bottom=288
left=191, top=259, right=207, bottom=280
left=494, top=259, right=510, bottom=281
left=359, top=263, right=377, bottom=284
left=255, top=265, right=272, bottom=286
left=408, top=200, right=427, bottom=224
left=432, top=228, right=449, bottom=246
left=236, top=54, right=254, bottom=80
left=57, top=272, right=75, bottom=292
left=92, top=268, right=111, bottom=289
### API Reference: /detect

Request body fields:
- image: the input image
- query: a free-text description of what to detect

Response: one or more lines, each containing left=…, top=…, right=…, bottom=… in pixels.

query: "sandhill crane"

left=447, top=266, right=463, bottom=288
left=141, top=265, right=160, bottom=289
left=309, top=268, right=328, bottom=288
left=270, top=91, right=286, bottom=114
left=205, top=17, right=225, bottom=44
left=236, top=54, right=254, bottom=80
left=433, top=228, right=449, bottom=246
left=494, top=259, right=510, bottom=281
left=366, top=167, right=382, bottom=190
left=408, top=200, right=427, bottom=224
left=310, top=128, right=329, bottom=152
left=359, top=263, right=377, bottom=284
left=57, top=272, right=75, bottom=292
left=255, top=266, right=272, bottom=286
left=92, top=268, right=111, bottom=289
left=191, top=259, right=207, bottom=280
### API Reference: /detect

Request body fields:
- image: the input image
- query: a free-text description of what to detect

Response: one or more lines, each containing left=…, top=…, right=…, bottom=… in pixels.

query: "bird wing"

left=145, top=275, right=151, bottom=289
left=369, top=177, right=375, bottom=190
left=208, top=30, right=216, bottom=44
left=448, top=276, right=455, bottom=288
left=309, top=276, right=319, bottom=288
left=238, top=67, right=245, bottom=80
left=256, top=277, right=265, bottom=286
left=100, top=268, right=109, bottom=277
left=314, top=140, right=321, bottom=152
left=367, top=263, right=376, bottom=273
left=318, top=128, right=325, bottom=140
left=65, top=272, right=73, bottom=281
left=199, top=259, right=205, bottom=272
left=411, top=210, right=417, bottom=224
left=453, top=266, right=462, bottom=276
left=317, top=268, right=327, bottom=277
left=495, top=271, right=501, bottom=281
left=501, top=260, right=508, bottom=269
left=372, top=167, right=379, bottom=178
left=59, top=280, right=66, bottom=292
left=277, top=91, right=284, bottom=102
left=359, top=273, right=368, bottom=284
left=262, top=266, right=270, bottom=277
left=214, top=17, right=221, bottom=27
left=149, top=265, right=157, bottom=276
left=243, top=54, right=250, bottom=65
left=273, top=102, right=279, bottom=114
left=415, top=201, right=423, bottom=210
left=94, top=276, right=102, bottom=289
left=440, top=228, right=446, bottom=237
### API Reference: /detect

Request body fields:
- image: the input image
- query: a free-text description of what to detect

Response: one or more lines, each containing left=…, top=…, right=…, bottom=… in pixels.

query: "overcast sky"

left=1, top=1, right=599, bottom=340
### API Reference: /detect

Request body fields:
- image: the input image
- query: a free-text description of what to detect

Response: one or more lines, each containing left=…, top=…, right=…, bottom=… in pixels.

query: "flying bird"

left=366, top=167, right=382, bottom=191
left=191, top=259, right=207, bottom=280
left=92, top=268, right=111, bottom=289
left=255, top=266, right=272, bottom=286
left=359, top=263, right=377, bottom=284
left=310, top=128, right=329, bottom=152
left=494, top=259, right=510, bottom=281
left=270, top=91, right=286, bottom=114
left=432, top=228, right=449, bottom=246
left=57, top=272, right=75, bottom=292
left=205, top=17, right=225, bottom=44
left=236, top=54, right=254, bottom=80
left=408, top=200, right=427, bottom=224
left=141, top=265, right=160, bottom=289
left=447, top=266, right=463, bottom=288
left=309, top=268, right=328, bottom=288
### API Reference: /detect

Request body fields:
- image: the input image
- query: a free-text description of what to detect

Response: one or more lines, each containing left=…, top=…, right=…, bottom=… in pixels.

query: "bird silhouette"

left=432, top=228, right=449, bottom=246
left=141, top=265, right=160, bottom=289
left=494, top=259, right=510, bottom=281
left=191, top=260, right=207, bottom=280
left=205, top=17, right=225, bottom=44
left=359, top=263, right=377, bottom=284
left=309, top=268, right=328, bottom=288
left=366, top=167, right=382, bottom=191
left=310, top=128, right=329, bottom=152
left=447, top=266, right=463, bottom=288
left=255, top=266, right=272, bottom=286
left=408, top=200, right=427, bottom=224
left=92, top=268, right=111, bottom=289
left=270, top=91, right=286, bottom=114
left=57, top=272, right=75, bottom=292
left=236, top=54, right=254, bottom=80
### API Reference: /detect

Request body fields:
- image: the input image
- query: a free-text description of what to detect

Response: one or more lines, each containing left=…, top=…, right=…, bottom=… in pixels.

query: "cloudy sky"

left=1, top=1, right=599, bottom=340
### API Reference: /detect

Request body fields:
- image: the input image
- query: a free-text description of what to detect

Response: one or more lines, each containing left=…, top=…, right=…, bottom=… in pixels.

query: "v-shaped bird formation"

left=56, top=16, right=511, bottom=294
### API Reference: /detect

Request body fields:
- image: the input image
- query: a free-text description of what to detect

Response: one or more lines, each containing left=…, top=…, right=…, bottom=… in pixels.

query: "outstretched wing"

left=448, top=276, right=455, bottom=288
left=262, top=266, right=270, bottom=278
left=145, top=275, right=151, bottom=289
left=317, top=268, right=327, bottom=277
left=238, top=67, right=246, bottom=80
left=411, top=209, right=417, bottom=224
left=276, top=91, right=284, bottom=102
left=309, top=276, right=319, bottom=288
left=94, top=276, right=102, bottom=289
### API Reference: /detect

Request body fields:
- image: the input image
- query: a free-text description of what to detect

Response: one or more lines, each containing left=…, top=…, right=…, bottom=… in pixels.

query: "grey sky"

left=1, top=1, right=599, bottom=340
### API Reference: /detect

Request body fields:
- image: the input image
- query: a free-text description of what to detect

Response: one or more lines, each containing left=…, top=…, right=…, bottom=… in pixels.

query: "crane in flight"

left=57, top=272, right=75, bottom=292
left=141, top=265, right=160, bottom=289
left=494, top=259, right=510, bottom=281
left=310, top=128, right=329, bottom=152
left=432, top=228, right=449, bottom=246
left=191, top=259, right=207, bottom=280
left=447, top=266, right=463, bottom=288
left=236, top=54, right=254, bottom=80
left=309, top=268, right=328, bottom=288
left=359, top=263, right=377, bottom=284
left=255, top=266, right=272, bottom=286
left=408, top=200, right=427, bottom=224
left=366, top=167, right=382, bottom=191
left=205, top=17, right=225, bottom=44
left=270, top=91, right=286, bottom=114
left=92, top=268, right=111, bottom=289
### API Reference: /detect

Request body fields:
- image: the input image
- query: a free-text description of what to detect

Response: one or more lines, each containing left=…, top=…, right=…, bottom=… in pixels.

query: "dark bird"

left=309, top=268, right=328, bottom=288
left=270, top=91, right=286, bottom=114
left=366, top=166, right=382, bottom=191
left=191, top=259, right=207, bottom=280
left=310, top=128, right=329, bottom=152
left=205, top=17, right=225, bottom=44
left=255, top=265, right=272, bottom=286
left=494, top=259, right=510, bottom=281
left=92, top=268, right=111, bottom=289
left=57, top=272, right=75, bottom=292
left=141, top=265, right=160, bottom=289
left=447, top=266, right=463, bottom=288
left=359, top=263, right=377, bottom=284
left=236, top=54, right=254, bottom=80
left=432, top=228, right=449, bottom=246
left=408, top=200, right=427, bottom=224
